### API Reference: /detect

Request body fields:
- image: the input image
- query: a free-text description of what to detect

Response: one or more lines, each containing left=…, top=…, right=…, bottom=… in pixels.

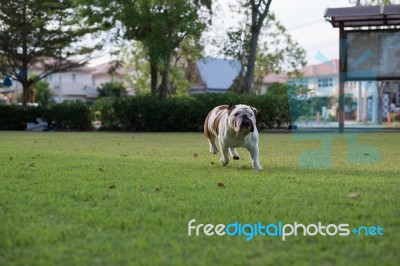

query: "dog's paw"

left=220, top=158, right=229, bottom=166
left=253, top=164, right=263, bottom=170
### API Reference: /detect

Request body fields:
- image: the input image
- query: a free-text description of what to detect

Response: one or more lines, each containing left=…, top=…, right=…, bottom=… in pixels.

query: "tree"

left=33, top=78, right=54, bottom=106
left=97, top=81, right=127, bottom=98
left=77, top=0, right=211, bottom=98
left=222, top=5, right=306, bottom=94
left=0, top=0, right=102, bottom=107
left=119, top=37, right=202, bottom=96
left=118, top=41, right=151, bottom=95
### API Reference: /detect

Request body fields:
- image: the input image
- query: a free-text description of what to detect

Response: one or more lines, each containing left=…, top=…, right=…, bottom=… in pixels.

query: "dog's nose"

left=242, top=114, right=248, bottom=119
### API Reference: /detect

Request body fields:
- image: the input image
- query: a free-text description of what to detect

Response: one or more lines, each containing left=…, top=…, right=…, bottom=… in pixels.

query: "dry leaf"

left=348, top=192, right=360, bottom=199
left=192, top=153, right=198, bottom=158
left=218, top=182, right=225, bottom=188
left=99, top=167, right=104, bottom=172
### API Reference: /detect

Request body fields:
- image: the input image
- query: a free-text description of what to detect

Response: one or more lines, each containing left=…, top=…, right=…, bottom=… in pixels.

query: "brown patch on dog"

left=203, top=110, right=213, bottom=139
left=204, top=105, right=228, bottom=138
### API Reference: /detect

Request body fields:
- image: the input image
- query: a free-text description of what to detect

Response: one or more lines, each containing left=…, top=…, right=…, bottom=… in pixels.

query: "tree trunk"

left=22, top=82, right=29, bottom=108
left=243, top=0, right=272, bottom=94
left=158, top=69, right=170, bottom=98
left=150, top=62, right=158, bottom=96
left=244, top=31, right=259, bottom=94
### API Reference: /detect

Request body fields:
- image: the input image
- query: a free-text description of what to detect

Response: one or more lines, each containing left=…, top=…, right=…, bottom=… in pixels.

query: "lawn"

left=0, top=131, right=399, bottom=266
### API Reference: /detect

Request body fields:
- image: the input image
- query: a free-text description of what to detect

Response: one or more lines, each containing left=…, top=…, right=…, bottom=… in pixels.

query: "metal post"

left=338, top=24, right=346, bottom=133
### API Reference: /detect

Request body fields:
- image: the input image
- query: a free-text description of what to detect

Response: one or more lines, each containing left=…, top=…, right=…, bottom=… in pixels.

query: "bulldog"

left=204, top=103, right=262, bottom=170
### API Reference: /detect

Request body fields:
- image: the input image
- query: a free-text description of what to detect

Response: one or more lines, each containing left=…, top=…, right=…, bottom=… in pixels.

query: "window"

left=318, top=77, right=333, bottom=88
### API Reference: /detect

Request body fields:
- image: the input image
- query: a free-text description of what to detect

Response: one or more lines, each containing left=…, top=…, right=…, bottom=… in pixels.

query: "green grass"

left=0, top=131, right=399, bottom=266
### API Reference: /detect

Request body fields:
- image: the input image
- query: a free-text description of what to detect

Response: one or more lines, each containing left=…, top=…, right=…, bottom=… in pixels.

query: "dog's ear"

left=227, top=103, right=236, bottom=114
left=250, top=106, right=258, bottom=116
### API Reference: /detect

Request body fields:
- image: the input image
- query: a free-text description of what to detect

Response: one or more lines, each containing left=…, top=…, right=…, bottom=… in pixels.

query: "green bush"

left=45, top=103, right=91, bottom=130
left=107, top=91, right=294, bottom=132
left=1, top=89, right=297, bottom=131
left=0, top=103, right=91, bottom=130
left=0, top=105, right=45, bottom=130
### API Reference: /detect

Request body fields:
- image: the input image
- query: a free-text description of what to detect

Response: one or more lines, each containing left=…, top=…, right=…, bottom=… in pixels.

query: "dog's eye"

left=234, top=113, right=239, bottom=116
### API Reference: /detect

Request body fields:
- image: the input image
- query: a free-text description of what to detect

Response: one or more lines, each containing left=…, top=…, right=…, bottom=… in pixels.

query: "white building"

left=44, top=66, right=97, bottom=103
left=2, top=60, right=135, bottom=104
left=288, top=59, right=400, bottom=123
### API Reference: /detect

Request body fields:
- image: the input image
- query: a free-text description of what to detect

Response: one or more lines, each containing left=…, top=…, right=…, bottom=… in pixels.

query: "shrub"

left=106, top=91, right=294, bottom=132
left=0, top=103, right=91, bottom=131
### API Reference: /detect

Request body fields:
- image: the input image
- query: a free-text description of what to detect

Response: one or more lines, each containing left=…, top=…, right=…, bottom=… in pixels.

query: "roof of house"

left=262, top=73, right=288, bottom=84
left=300, top=59, right=339, bottom=77
left=92, top=60, right=125, bottom=76
left=196, top=57, right=241, bottom=91
left=31, top=59, right=93, bottom=73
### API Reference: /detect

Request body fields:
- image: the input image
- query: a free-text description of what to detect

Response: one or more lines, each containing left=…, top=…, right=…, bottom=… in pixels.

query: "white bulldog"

left=204, top=103, right=262, bottom=170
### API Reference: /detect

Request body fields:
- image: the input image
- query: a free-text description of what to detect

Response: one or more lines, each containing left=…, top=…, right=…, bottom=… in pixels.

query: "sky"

left=89, top=0, right=358, bottom=67
left=270, top=0, right=355, bottom=65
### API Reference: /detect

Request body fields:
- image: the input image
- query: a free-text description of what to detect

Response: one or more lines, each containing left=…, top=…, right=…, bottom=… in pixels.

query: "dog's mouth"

left=240, top=120, right=254, bottom=132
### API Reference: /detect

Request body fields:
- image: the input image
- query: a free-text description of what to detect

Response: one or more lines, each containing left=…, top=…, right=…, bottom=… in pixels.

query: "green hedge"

left=96, top=92, right=293, bottom=132
left=1, top=88, right=298, bottom=131
left=0, top=103, right=91, bottom=130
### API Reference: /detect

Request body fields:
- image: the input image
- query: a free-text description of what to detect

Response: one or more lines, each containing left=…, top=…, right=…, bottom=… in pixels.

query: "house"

left=44, top=65, right=96, bottom=103
left=92, top=60, right=125, bottom=88
left=2, top=60, right=135, bottom=104
left=92, top=60, right=135, bottom=96
left=288, top=59, right=400, bottom=122
left=188, top=57, right=289, bottom=95
left=259, top=73, right=288, bottom=94
left=189, top=57, right=241, bottom=94
left=4, top=63, right=98, bottom=104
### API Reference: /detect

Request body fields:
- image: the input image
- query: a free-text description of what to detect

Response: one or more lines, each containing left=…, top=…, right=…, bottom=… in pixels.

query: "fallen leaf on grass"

left=109, top=185, right=116, bottom=189
left=99, top=167, right=104, bottom=172
left=348, top=192, right=360, bottom=199
left=218, top=182, right=225, bottom=188
left=192, top=153, right=198, bottom=158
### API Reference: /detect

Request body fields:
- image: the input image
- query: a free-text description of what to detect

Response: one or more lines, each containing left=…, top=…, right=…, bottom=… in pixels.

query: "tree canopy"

left=0, top=0, right=102, bottom=106
left=77, top=0, right=211, bottom=98
left=220, top=1, right=306, bottom=94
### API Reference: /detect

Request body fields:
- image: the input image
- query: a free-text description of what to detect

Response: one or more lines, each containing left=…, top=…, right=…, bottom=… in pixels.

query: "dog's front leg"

left=248, top=146, right=262, bottom=170
left=219, top=141, right=230, bottom=166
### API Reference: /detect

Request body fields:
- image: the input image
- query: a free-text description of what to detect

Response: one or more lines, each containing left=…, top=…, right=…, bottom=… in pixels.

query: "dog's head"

left=227, top=103, right=257, bottom=134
